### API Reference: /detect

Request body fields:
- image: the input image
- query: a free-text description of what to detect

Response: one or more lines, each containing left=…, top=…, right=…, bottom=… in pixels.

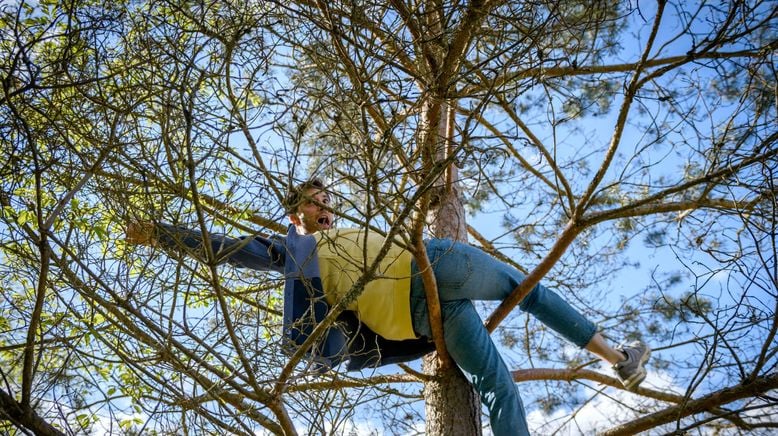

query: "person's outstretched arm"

left=125, top=220, right=286, bottom=273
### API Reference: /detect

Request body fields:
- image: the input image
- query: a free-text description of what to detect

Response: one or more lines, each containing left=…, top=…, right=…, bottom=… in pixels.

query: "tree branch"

left=0, top=388, right=64, bottom=436
left=459, top=45, right=776, bottom=97
left=603, top=372, right=778, bottom=436
left=485, top=220, right=581, bottom=331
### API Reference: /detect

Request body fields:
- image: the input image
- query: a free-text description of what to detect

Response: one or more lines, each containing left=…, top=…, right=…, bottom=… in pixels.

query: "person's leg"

left=419, top=238, right=650, bottom=389
left=586, top=332, right=626, bottom=364
left=423, top=238, right=597, bottom=347
left=410, top=294, right=529, bottom=436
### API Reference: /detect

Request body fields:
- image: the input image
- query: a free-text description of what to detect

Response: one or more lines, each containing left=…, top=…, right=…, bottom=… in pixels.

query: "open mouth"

left=317, top=216, right=331, bottom=229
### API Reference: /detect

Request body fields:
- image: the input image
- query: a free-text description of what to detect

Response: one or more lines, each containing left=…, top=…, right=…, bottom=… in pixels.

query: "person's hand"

left=126, top=221, right=155, bottom=246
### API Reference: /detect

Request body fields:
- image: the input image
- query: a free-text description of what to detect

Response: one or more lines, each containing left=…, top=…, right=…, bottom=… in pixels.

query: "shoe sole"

left=622, top=346, right=651, bottom=390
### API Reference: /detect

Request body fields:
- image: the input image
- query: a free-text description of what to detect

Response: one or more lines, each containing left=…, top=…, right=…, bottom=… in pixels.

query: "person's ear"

left=288, top=214, right=301, bottom=226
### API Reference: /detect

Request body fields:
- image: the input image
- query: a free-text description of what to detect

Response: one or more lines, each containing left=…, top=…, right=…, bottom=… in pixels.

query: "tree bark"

left=422, top=97, right=482, bottom=434
left=423, top=184, right=482, bottom=435
left=423, top=354, right=482, bottom=435
left=0, top=388, right=64, bottom=436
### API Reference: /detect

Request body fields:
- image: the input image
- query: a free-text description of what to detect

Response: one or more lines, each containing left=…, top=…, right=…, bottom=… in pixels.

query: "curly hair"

left=284, top=178, right=327, bottom=214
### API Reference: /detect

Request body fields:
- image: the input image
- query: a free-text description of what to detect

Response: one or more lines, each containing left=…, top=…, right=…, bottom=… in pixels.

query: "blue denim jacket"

left=156, top=223, right=433, bottom=371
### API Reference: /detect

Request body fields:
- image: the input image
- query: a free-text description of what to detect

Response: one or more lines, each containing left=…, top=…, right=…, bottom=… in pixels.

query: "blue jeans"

left=410, top=239, right=597, bottom=436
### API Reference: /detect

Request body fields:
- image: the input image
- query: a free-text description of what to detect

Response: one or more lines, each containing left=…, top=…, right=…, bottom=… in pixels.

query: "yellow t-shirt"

left=315, top=229, right=416, bottom=341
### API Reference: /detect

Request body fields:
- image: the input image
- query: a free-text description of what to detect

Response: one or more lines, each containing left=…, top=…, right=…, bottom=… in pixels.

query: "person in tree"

left=126, top=178, right=650, bottom=436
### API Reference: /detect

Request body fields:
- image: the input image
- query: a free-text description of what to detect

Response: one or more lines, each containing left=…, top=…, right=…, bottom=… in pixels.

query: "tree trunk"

left=422, top=99, right=482, bottom=434
left=423, top=354, right=482, bottom=435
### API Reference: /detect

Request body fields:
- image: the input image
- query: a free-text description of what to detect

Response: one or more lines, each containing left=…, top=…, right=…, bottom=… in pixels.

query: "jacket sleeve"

left=154, top=223, right=286, bottom=273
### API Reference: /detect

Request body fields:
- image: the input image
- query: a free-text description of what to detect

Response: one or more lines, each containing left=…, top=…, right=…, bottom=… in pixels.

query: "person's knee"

left=518, top=285, right=542, bottom=311
left=440, top=300, right=483, bottom=346
left=441, top=299, right=478, bottom=325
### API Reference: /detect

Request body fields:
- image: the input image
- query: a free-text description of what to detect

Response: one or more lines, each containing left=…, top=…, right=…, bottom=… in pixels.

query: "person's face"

left=288, top=187, right=335, bottom=234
